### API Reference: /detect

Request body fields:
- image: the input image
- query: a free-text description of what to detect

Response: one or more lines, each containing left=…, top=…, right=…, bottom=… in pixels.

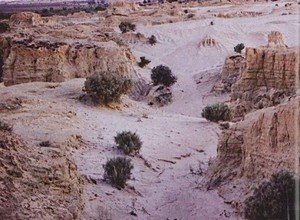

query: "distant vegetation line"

left=0, top=1, right=108, bottom=19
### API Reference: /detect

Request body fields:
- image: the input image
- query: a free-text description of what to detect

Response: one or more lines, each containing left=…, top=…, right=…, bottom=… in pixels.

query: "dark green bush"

left=0, top=22, right=9, bottom=33
left=119, top=22, right=136, bottom=33
left=103, top=157, right=133, bottom=189
left=0, top=120, right=12, bottom=132
left=148, top=35, right=157, bottom=45
left=234, top=43, right=245, bottom=53
left=39, top=141, right=51, bottom=147
left=138, top=56, right=151, bottom=68
left=201, top=103, right=231, bottom=122
left=244, top=170, right=297, bottom=220
left=151, top=65, right=177, bottom=87
left=114, top=131, right=142, bottom=155
left=84, top=72, right=132, bottom=105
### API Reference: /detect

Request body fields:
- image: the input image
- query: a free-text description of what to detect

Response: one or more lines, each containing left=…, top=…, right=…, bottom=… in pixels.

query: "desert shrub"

left=244, top=170, right=297, bottom=220
left=234, top=43, right=245, bottom=53
left=201, top=103, right=231, bottom=122
left=138, top=56, right=151, bottom=68
left=148, top=35, right=157, bottom=45
left=0, top=120, right=12, bottom=132
left=114, top=131, right=142, bottom=155
left=39, top=141, right=51, bottom=147
left=103, top=157, right=133, bottom=189
left=84, top=72, right=132, bottom=105
left=151, top=65, right=177, bottom=87
left=187, top=13, right=195, bottom=19
left=0, top=22, right=9, bottom=33
left=119, top=22, right=136, bottom=33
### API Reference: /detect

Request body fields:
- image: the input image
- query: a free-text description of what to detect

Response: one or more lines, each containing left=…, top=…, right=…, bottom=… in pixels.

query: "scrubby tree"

left=115, top=131, right=142, bottom=155
left=138, top=56, right=151, bottom=68
left=0, top=22, right=9, bottom=33
left=119, top=21, right=136, bottom=33
left=84, top=72, right=132, bottom=105
left=244, top=170, right=297, bottom=220
left=148, top=35, right=157, bottom=45
left=234, top=43, right=245, bottom=53
left=103, top=157, right=133, bottom=189
left=201, top=103, right=231, bottom=122
left=151, top=65, right=177, bottom=87
left=0, top=119, right=12, bottom=132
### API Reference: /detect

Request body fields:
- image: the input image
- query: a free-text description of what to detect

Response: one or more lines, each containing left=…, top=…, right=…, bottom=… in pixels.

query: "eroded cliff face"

left=213, top=54, right=246, bottom=93
left=231, top=45, right=299, bottom=119
left=1, top=39, right=135, bottom=86
left=0, top=12, right=136, bottom=86
left=207, top=96, right=299, bottom=208
left=207, top=32, right=300, bottom=212
left=0, top=129, right=84, bottom=219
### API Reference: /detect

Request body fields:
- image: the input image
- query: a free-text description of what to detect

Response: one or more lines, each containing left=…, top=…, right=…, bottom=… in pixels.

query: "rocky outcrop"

left=213, top=54, right=246, bottom=93
left=230, top=44, right=299, bottom=119
left=120, top=32, right=149, bottom=44
left=0, top=38, right=135, bottom=86
left=0, top=129, right=84, bottom=219
left=207, top=32, right=300, bottom=213
left=207, top=96, right=299, bottom=209
left=146, top=85, right=173, bottom=106
left=0, top=10, right=138, bottom=87
left=9, top=12, right=43, bottom=26
left=266, top=31, right=287, bottom=49
left=199, top=35, right=220, bottom=48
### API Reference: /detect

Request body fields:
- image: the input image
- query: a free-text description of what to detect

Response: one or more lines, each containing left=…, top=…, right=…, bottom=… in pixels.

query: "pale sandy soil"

left=0, top=1, right=299, bottom=219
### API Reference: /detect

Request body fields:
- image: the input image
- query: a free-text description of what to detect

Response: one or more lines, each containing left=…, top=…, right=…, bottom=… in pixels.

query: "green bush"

left=148, top=35, right=157, bottom=45
left=119, top=22, right=136, bottom=33
left=201, top=103, right=231, bottom=122
left=84, top=72, right=132, bottom=105
left=244, top=170, right=297, bottom=220
left=234, top=43, right=245, bottom=53
left=114, top=131, right=142, bottom=155
left=151, top=65, right=177, bottom=87
left=103, top=157, right=133, bottom=189
left=0, top=22, right=9, bottom=33
left=0, top=120, right=12, bottom=132
left=138, top=56, right=151, bottom=68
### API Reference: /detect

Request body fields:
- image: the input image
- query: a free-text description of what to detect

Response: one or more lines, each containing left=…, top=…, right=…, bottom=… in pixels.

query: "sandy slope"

left=0, top=1, right=299, bottom=220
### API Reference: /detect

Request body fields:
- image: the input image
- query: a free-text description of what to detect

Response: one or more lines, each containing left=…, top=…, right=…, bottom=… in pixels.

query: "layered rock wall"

left=213, top=54, right=246, bottom=93
left=232, top=47, right=298, bottom=98
left=0, top=38, right=135, bottom=86
left=231, top=46, right=299, bottom=119
left=0, top=130, right=83, bottom=219
left=207, top=32, right=300, bottom=211
left=0, top=11, right=138, bottom=86
left=208, top=97, right=298, bottom=187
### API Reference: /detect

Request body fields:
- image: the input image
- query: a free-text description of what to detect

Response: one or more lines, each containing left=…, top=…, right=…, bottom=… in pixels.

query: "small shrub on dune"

left=201, top=103, right=231, bottom=122
left=234, top=43, right=245, bottom=53
left=119, top=21, right=136, bottom=33
left=244, top=170, right=297, bottom=220
left=151, top=65, right=177, bottom=87
left=148, top=35, right=157, bottom=45
left=103, top=157, right=133, bottom=189
left=114, top=131, right=142, bottom=155
left=84, top=72, right=132, bottom=105
left=0, top=22, right=9, bottom=33
left=138, top=56, right=151, bottom=68
left=0, top=120, right=13, bottom=132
